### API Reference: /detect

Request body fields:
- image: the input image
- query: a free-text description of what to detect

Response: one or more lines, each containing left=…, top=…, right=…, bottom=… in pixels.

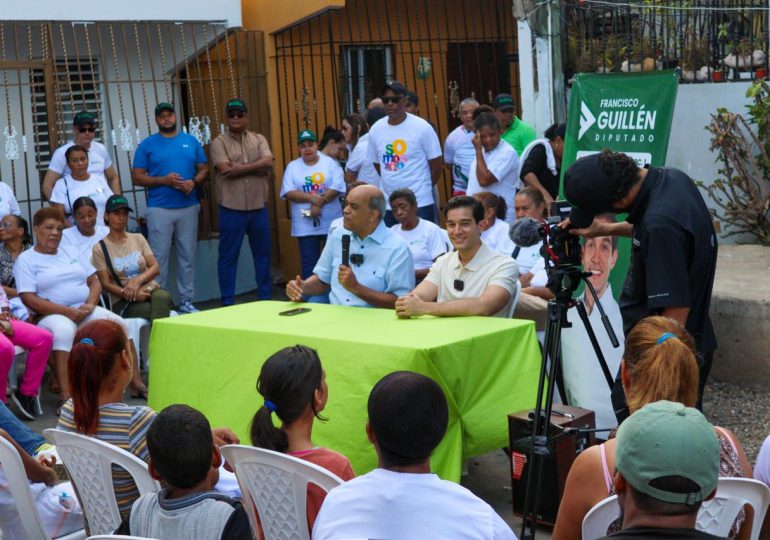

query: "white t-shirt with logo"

left=466, top=141, right=519, bottom=224
left=280, top=154, right=345, bottom=237
left=444, top=125, right=475, bottom=193
left=345, top=133, right=380, bottom=189
left=390, top=219, right=449, bottom=271
left=14, top=247, right=96, bottom=308
left=49, top=173, right=113, bottom=224
left=366, top=114, right=442, bottom=208
left=0, top=182, right=20, bottom=220
left=48, top=140, right=113, bottom=177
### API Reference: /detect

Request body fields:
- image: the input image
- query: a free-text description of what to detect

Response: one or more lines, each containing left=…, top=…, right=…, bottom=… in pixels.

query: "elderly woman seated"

left=13, top=207, right=145, bottom=415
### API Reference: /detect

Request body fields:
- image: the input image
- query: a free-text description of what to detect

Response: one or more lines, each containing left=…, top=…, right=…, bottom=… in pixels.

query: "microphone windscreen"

left=509, top=217, right=542, bottom=247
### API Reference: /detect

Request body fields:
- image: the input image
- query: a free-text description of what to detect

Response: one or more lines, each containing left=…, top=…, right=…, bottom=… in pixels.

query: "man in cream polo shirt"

left=395, top=196, right=518, bottom=318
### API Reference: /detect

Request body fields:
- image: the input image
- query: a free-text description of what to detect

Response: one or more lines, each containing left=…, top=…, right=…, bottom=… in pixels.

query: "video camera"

left=539, top=201, right=582, bottom=277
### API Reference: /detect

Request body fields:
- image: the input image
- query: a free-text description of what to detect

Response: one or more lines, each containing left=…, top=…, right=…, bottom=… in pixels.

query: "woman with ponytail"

left=553, top=316, right=752, bottom=540
left=250, top=345, right=354, bottom=529
left=57, top=319, right=239, bottom=519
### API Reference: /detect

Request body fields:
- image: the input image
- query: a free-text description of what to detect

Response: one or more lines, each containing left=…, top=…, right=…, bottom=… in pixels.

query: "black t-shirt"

left=519, top=143, right=560, bottom=199
left=599, top=526, right=728, bottom=539
left=619, top=167, right=718, bottom=353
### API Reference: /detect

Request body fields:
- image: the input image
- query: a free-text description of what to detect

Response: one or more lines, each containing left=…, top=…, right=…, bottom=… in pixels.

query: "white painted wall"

left=666, top=81, right=757, bottom=243
left=1, top=1, right=242, bottom=28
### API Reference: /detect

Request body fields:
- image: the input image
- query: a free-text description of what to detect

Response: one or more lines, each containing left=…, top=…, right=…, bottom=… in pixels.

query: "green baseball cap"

left=73, top=111, right=97, bottom=127
left=154, top=102, right=175, bottom=116
left=105, top=194, right=134, bottom=213
left=297, top=130, right=317, bottom=143
left=616, top=401, right=719, bottom=505
left=226, top=98, right=247, bottom=113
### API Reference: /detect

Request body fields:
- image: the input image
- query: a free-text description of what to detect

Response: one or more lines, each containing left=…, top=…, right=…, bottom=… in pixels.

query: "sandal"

left=55, top=399, right=66, bottom=417
left=129, top=384, right=149, bottom=401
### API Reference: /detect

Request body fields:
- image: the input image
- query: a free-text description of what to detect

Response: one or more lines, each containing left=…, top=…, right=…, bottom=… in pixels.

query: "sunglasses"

left=381, top=95, right=404, bottom=104
left=227, top=111, right=245, bottom=119
left=78, top=127, right=96, bottom=133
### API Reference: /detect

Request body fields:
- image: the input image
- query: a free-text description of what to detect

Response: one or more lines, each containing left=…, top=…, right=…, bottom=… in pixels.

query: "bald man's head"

left=343, top=184, right=385, bottom=237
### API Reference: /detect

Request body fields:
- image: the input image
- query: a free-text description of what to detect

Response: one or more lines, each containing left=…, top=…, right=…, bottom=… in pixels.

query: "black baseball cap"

left=226, top=98, right=247, bottom=113
left=493, top=93, right=515, bottom=111
left=564, top=153, right=618, bottom=228
left=105, top=194, right=134, bottom=213
left=382, top=80, right=407, bottom=96
left=73, top=111, right=96, bottom=127
left=154, top=102, right=175, bottom=116
left=406, top=90, right=419, bottom=106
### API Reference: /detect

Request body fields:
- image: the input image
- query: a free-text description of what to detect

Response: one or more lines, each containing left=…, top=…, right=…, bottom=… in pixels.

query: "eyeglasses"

left=381, top=96, right=404, bottom=104
left=0, top=222, right=15, bottom=229
left=77, top=127, right=96, bottom=133
left=227, top=111, right=245, bottom=119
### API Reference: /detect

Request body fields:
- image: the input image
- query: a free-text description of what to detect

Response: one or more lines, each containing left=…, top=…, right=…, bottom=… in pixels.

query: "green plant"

left=700, top=81, right=770, bottom=244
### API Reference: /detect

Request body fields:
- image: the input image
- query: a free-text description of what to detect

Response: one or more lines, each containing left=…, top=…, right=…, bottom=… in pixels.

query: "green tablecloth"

left=148, top=301, right=541, bottom=482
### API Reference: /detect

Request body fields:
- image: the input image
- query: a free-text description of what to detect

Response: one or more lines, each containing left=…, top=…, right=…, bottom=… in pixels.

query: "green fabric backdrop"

left=148, top=301, right=542, bottom=482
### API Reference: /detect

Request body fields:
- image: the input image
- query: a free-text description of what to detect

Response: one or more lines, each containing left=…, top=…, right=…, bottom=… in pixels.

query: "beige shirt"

left=425, top=242, right=519, bottom=318
left=210, top=130, right=273, bottom=211
left=92, top=233, right=159, bottom=305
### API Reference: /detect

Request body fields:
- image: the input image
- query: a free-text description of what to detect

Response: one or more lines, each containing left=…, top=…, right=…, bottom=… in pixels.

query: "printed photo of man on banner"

left=558, top=70, right=678, bottom=433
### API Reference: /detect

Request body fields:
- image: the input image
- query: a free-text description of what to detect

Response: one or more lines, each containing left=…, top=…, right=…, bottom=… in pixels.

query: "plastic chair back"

left=220, top=445, right=343, bottom=540
left=0, top=436, right=87, bottom=540
left=697, top=478, right=770, bottom=540
left=42, top=429, right=160, bottom=536
left=509, top=280, right=522, bottom=317
left=582, top=494, right=620, bottom=540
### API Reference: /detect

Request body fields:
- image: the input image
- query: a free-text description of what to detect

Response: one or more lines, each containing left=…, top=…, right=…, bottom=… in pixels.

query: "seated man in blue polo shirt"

left=286, top=185, right=414, bottom=308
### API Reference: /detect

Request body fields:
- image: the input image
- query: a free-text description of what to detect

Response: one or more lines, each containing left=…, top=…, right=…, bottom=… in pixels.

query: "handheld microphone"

left=341, top=234, right=351, bottom=266
left=509, top=217, right=542, bottom=247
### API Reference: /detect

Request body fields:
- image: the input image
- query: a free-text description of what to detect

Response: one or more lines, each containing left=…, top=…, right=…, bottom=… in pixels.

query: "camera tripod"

left=515, top=265, right=619, bottom=540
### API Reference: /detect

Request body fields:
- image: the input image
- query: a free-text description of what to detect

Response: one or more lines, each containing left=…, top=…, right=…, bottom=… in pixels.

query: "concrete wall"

left=665, top=81, right=755, bottom=243
left=2, top=1, right=242, bottom=27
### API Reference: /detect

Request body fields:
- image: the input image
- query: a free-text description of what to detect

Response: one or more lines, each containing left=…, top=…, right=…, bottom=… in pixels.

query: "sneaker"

left=11, top=391, right=36, bottom=421
left=178, top=301, right=200, bottom=314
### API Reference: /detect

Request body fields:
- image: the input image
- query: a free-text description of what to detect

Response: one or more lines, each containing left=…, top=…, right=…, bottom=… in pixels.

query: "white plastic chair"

left=582, top=478, right=770, bottom=540
left=581, top=494, right=620, bottom=540
left=509, top=280, right=522, bottom=316
left=696, top=478, right=770, bottom=539
left=42, top=429, right=160, bottom=537
left=220, top=445, right=344, bottom=540
left=0, top=435, right=86, bottom=540
left=122, top=319, right=150, bottom=369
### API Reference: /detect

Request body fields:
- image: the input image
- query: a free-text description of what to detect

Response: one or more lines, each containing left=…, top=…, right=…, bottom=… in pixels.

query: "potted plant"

left=752, top=36, right=767, bottom=79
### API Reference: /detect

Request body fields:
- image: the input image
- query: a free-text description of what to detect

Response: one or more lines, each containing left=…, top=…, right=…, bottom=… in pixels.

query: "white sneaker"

left=178, top=301, right=200, bottom=314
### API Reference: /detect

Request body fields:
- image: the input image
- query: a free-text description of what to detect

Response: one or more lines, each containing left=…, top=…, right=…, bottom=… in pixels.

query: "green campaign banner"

left=562, top=70, right=679, bottom=168
left=557, top=71, right=678, bottom=431
left=561, top=70, right=679, bottom=301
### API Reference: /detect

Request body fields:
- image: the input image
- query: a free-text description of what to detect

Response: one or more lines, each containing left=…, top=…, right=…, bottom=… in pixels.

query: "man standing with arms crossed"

left=132, top=103, right=208, bottom=314
left=367, top=81, right=443, bottom=227
left=210, top=99, right=275, bottom=305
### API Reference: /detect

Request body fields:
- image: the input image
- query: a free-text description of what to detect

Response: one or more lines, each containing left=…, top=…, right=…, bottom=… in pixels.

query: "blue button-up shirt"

left=314, top=221, right=415, bottom=308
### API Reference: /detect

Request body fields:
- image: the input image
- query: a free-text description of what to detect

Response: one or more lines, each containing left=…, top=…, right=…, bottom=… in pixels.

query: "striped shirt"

left=57, top=400, right=156, bottom=518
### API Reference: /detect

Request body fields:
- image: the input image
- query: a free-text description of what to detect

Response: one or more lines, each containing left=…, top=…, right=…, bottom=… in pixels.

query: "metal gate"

left=0, top=22, right=269, bottom=240
left=272, top=0, right=521, bottom=207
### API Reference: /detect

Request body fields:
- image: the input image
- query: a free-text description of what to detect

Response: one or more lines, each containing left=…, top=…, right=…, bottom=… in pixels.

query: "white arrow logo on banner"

left=579, top=101, right=596, bottom=140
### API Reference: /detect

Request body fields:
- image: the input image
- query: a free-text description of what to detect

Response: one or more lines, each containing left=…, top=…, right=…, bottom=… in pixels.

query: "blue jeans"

left=384, top=204, right=436, bottom=227
left=297, top=235, right=326, bottom=279
left=0, top=401, right=43, bottom=455
left=218, top=205, right=272, bottom=305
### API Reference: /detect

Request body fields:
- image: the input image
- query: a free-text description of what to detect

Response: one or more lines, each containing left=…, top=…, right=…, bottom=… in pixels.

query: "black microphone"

left=341, top=234, right=351, bottom=267
left=454, top=279, right=464, bottom=291
left=509, top=217, right=542, bottom=247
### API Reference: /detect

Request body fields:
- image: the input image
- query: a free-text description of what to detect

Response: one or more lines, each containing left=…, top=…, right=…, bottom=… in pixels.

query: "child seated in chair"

left=250, top=345, right=355, bottom=530
left=115, top=404, right=252, bottom=540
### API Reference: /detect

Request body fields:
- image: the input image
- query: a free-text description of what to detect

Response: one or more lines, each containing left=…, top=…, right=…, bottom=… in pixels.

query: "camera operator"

left=563, top=150, right=717, bottom=412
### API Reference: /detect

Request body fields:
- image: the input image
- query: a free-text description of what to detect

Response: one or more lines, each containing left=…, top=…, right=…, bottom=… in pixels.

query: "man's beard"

left=158, top=123, right=177, bottom=134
